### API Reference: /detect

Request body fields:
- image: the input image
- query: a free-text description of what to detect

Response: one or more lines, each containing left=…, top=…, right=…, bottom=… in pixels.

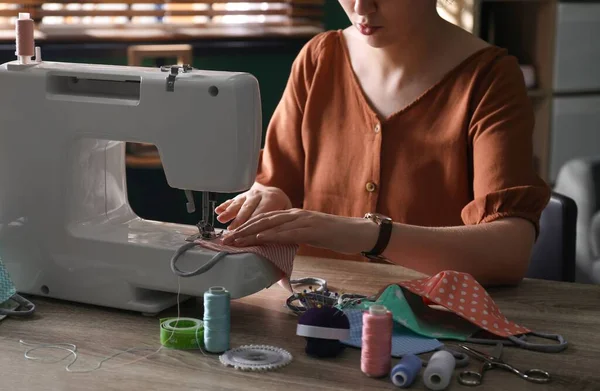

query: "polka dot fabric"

left=397, top=271, right=530, bottom=338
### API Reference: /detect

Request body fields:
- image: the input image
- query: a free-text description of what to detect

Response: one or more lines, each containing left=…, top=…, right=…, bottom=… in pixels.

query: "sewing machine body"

left=0, top=60, right=282, bottom=314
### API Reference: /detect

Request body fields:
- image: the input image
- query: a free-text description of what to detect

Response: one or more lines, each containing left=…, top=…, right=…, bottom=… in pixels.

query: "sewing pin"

left=303, top=293, right=313, bottom=309
left=309, top=293, right=315, bottom=308
left=300, top=290, right=312, bottom=309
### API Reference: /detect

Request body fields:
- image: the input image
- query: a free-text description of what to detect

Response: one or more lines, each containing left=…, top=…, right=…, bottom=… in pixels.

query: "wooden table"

left=0, top=256, right=598, bottom=390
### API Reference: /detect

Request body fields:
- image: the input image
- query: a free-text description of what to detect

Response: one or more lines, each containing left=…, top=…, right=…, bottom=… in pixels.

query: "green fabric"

left=341, top=285, right=479, bottom=341
left=0, top=258, right=16, bottom=304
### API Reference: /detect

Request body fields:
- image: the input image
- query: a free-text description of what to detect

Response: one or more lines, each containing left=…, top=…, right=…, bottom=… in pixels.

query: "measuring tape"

left=160, top=317, right=204, bottom=349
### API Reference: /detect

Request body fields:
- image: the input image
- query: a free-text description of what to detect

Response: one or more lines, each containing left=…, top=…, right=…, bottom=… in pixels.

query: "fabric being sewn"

left=170, top=236, right=298, bottom=280
left=194, top=238, right=297, bottom=278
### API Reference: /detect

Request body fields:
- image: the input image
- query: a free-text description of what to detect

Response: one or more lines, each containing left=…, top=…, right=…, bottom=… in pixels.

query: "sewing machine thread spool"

left=15, top=13, right=34, bottom=64
left=160, top=317, right=204, bottom=349
left=390, top=354, right=422, bottom=388
left=203, top=286, right=230, bottom=353
left=423, top=350, right=455, bottom=390
left=361, top=305, right=393, bottom=378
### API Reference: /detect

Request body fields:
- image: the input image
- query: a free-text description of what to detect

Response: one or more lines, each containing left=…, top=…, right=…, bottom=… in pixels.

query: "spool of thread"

left=15, top=13, right=34, bottom=64
left=159, top=317, right=204, bottom=349
left=390, top=354, right=422, bottom=388
left=203, top=286, right=230, bottom=353
left=361, top=305, right=393, bottom=378
left=423, top=350, right=456, bottom=390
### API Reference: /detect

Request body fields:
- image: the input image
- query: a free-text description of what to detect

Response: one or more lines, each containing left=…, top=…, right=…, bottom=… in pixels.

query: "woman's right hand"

left=215, top=183, right=292, bottom=230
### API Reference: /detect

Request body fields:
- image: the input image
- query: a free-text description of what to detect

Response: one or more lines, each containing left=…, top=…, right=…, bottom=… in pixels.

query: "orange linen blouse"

left=255, top=30, right=551, bottom=261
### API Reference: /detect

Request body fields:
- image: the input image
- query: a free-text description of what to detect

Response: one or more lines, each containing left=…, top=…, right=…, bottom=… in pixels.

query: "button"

left=374, top=123, right=381, bottom=133
left=366, top=182, right=377, bottom=192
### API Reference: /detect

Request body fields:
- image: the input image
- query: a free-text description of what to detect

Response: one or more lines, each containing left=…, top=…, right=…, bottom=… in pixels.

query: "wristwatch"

left=361, top=212, right=393, bottom=260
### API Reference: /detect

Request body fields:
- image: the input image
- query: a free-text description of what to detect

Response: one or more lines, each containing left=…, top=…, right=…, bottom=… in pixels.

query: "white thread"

left=423, top=350, right=455, bottom=390
left=19, top=277, right=208, bottom=372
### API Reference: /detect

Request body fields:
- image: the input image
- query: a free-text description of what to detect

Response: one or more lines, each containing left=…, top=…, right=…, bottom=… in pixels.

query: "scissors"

left=457, top=343, right=551, bottom=386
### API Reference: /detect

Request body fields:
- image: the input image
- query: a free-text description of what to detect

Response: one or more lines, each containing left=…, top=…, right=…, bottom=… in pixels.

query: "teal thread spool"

left=203, top=286, right=230, bottom=353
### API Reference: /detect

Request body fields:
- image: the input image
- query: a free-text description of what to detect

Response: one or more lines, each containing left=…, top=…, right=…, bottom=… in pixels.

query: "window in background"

left=0, top=1, right=324, bottom=41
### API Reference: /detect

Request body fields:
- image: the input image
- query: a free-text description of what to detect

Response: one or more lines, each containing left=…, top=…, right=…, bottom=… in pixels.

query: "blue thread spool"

left=203, top=286, right=230, bottom=353
left=390, top=354, right=421, bottom=388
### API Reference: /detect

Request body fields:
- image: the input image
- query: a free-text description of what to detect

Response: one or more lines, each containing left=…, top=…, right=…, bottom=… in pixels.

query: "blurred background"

left=1, top=1, right=599, bottom=283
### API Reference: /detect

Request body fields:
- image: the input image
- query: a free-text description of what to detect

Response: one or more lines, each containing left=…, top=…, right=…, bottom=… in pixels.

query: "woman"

left=214, top=0, right=551, bottom=285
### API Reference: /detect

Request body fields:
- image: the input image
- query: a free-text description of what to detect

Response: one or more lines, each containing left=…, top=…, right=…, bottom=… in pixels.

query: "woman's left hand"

left=221, top=209, right=379, bottom=255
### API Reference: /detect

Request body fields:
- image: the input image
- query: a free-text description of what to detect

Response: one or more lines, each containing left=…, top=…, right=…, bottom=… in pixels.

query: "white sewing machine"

left=0, top=47, right=282, bottom=315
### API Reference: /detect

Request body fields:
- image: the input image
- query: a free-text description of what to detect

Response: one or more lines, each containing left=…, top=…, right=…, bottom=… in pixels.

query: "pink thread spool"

left=15, top=12, right=35, bottom=64
left=361, top=305, right=393, bottom=378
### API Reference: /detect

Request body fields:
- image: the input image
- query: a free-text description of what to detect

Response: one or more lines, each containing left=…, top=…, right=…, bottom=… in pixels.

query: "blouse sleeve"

left=460, top=53, right=551, bottom=236
left=254, top=35, right=324, bottom=208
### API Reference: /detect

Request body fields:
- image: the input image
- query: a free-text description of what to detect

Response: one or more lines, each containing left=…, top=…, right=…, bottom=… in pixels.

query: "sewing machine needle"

left=202, top=192, right=210, bottom=225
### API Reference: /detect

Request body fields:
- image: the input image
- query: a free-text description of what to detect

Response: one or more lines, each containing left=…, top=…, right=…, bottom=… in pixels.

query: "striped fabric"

left=194, top=238, right=298, bottom=278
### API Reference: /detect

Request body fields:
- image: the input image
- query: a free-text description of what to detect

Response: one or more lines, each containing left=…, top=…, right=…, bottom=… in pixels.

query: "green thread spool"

left=160, top=317, right=204, bottom=349
left=203, top=286, right=230, bottom=353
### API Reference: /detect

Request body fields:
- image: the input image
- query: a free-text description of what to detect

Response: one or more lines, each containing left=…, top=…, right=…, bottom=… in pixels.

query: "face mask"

left=0, top=258, right=35, bottom=318
left=341, top=308, right=443, bottom=357
left=170, top=237, right=298, bottom=290
left=193, top=238, right=297, bottom=278
left=339, top=308, right=470, bottom=367
left=340, top=284, right=479, bottom=340
left=341, top=271, right=567, bottom=353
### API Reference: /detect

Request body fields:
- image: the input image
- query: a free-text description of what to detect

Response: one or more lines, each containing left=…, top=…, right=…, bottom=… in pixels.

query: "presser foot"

left=183, top=191, right=223, bottom=242
left=185, top=221, right=224, bottom=242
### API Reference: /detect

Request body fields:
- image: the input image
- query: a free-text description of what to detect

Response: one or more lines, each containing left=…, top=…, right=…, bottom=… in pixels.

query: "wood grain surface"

left=0, top=256, right=598, bottom=391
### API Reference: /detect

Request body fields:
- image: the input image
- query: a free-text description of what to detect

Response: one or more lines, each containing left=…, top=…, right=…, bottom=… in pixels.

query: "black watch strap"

left=362, top=214, right=392, bottom=259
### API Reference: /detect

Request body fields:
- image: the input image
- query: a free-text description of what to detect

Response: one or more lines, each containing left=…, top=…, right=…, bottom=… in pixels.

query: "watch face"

left=365, top=213, right=391, bottom=224
left=368, top=213, right=391, bottom=221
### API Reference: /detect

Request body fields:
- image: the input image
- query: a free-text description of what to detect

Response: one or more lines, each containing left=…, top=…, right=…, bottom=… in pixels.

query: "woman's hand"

left=222, top=209, right=379, bottom=255
left=215, top=183, right=292, bottom=230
